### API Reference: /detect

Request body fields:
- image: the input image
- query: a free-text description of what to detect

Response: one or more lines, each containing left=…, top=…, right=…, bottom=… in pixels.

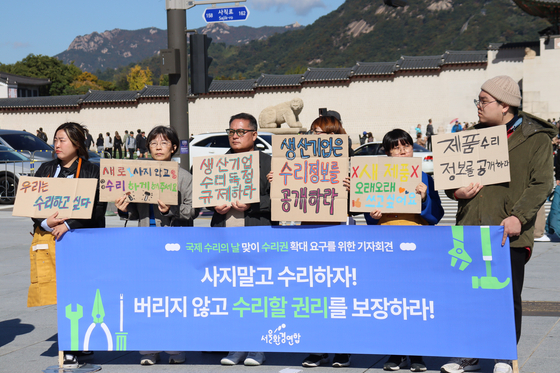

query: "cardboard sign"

left=432, top=126, right=510, bottom=190
left=349, top=157, right=422, bottom=213
left=271, top=135, right=349, bottom=222
left=12, top=176, right=97, bottom=219
left=192, top=151, right=260, bottom=208
left=57, top=225, right=517, bottom=360
left=99, top=159, right=179, bottom=205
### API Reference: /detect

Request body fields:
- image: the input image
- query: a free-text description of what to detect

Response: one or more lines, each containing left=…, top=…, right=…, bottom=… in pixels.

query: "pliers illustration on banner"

left=83, top=289, right=114, bottom=351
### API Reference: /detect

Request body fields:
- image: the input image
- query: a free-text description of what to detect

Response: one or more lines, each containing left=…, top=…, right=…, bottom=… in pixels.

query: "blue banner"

left=56, top=225, right=516, bottom=359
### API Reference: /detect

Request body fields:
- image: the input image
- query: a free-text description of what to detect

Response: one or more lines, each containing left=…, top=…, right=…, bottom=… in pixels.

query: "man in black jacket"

left=210, top=113, right=275, bottom=228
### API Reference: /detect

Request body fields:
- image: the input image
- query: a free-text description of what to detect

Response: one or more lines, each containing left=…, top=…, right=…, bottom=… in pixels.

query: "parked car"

left=0, top=129, right=101, bottom=165
left=187, top=131, right=274, bottom=164
left=353, top=141, right=434, bottom=174
left=0, top=145, right=44, bottom=204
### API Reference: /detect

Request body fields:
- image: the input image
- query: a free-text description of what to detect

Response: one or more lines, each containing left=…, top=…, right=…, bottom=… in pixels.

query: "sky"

left=1, top=0, right=346, bottom=65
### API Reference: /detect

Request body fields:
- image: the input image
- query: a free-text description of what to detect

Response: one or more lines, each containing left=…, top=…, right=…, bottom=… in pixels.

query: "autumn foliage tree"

left=127, top=65, right=153, bottom=90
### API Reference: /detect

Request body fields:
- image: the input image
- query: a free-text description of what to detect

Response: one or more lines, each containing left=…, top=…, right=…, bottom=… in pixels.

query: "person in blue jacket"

left=365, top=129, right=444, bottom=372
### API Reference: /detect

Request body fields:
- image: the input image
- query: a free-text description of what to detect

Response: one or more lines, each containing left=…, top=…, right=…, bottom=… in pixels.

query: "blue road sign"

left=203, top=6, right=250, bottom=23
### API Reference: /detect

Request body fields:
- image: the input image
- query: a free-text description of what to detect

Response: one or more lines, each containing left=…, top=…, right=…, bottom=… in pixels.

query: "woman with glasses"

left=115, top=126, right=197, bottom=365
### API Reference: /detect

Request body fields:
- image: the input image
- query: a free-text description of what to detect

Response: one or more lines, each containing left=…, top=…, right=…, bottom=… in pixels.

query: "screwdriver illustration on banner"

left=116, top=294, right=128, bottom=351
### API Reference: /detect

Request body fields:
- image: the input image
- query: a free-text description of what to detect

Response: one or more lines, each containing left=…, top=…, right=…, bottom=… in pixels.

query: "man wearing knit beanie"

left=443, top=76, right=557, bottom=373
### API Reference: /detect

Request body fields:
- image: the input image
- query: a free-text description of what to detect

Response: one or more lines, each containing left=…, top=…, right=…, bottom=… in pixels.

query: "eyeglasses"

left=474, top=99, right=497, bottom=108
left=310, top=129, right=326, bottom=135
left=149, top=141, right=171, bottom=148
left=226, top=129, right=256, bottom=137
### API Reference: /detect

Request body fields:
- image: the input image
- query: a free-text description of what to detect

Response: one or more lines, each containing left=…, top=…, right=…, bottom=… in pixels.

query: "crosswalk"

left=353, top=191, right=552, bottom=226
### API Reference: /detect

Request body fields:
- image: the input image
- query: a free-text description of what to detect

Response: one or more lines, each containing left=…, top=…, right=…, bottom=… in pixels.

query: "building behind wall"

left=0, top=37, right=558, bottom=141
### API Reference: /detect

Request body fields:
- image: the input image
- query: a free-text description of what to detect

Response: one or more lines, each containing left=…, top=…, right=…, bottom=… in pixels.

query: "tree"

left=64, top=72, right=115, bottom=95
left=127, top=65, right=153, bottom=90
left=5, top=54, right=82, bottom=96
left=159, top=74, right=169, bottom=86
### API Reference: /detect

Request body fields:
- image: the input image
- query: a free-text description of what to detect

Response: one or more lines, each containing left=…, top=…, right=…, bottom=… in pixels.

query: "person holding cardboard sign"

left=213, top=113, right=274, bottom=367
left=115, top=125, right=196, bottom=366
left=366, top=129, right=443, bottom=372
left=442, top=76, right=556, bottom=373
left=29, top=122, right=107, bottom=368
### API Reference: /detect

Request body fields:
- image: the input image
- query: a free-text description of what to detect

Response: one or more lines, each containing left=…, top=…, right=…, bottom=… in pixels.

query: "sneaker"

left=441, top=358, right=480, bottom=373
left=169, top=352, right=186, bottom=364
left=140, top=353, right=160, bottom=365
left=410, top=357, right=427, bottom=372
left=534, top=234, right=551, bottom=242
left=302, top=353, right=329, bottom=367
left=221, top=351, right=247, bottom=365
left=62, top=354, right=79, bottom=369
left=384, top=355, right=408, bottom=371
left=493, top=360, right=513, bottom=373
left=244, top=351, right=265, bottom=366
left=332, top=354, right=351, bottom=367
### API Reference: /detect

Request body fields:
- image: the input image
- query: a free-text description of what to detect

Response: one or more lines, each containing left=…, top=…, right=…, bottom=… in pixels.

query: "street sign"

left=202, top=6, right=249, bottom=23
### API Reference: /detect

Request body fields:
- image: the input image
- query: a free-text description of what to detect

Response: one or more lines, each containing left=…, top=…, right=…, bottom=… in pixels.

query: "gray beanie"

left=481, top=75, right=522, bottom=107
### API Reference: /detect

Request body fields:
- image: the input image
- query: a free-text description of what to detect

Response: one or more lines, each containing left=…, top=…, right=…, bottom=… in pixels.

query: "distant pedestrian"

left=96, top=133, right=104, bottom=155
left=37, top=127, right=48, bottom=143
left=126, top=130, right=136, bottom=159
left=359, top=131, right=367, bottom=145
left=426, top=119, right=434, bottom=151
left=122, top=130, right=129, bottom=158
left=113, top=131, right=123, bottom=159
left=104, top=132, right=112, bottom=157
left=136, top=130, right=148, bottom=158
left=84, top=129, right=94, bottom=149
left=451, top=120, right=462, bottom=133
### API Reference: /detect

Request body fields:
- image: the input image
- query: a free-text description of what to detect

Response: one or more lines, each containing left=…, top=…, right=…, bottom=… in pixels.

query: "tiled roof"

left=0, top=72, right=51, bottom=86
left=255, top=74, right=303, bottom=87
left=396, top=55, right=443, bottom=71
left=352, top=62, right=396, bottom=76
left=488, top=41, right=540, bottom=50
left=208, top=80, right=256, bottom=93
left=443, top=50, right=487, bottom=64
left=82, top=90, right=141, bottom=103
left=0, top=95, right=84, bottom=108
left=140, top=85, right=170, bottom=98
left=303, top=68, right=352, bottom=82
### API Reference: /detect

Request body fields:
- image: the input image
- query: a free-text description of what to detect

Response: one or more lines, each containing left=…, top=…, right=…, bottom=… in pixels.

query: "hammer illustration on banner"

left=472, top=226, right=510, bottom=290
left=84, top=289, right=113, bottom=351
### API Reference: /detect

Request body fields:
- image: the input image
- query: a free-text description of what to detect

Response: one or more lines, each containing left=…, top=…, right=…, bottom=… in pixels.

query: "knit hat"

left=481, top=75, right=522, bottom=107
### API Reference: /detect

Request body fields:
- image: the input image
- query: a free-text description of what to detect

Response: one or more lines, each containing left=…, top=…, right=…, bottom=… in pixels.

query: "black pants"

left=510, top=246, right=527, bottom=343
left=113, top=145, right=122, bottom=159
left=128, top=148, right=135, bottom=159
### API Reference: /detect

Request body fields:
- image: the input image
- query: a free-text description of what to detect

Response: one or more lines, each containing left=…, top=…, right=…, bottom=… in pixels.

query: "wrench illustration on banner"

left=65, top=304, right=83, bottom=351
left=83, top=289, right=113, bottom=351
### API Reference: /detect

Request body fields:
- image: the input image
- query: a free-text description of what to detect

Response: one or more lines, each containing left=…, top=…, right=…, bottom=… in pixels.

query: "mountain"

left=55, top=23, right=303, bottom=72
left=207, top=0, right=550, bottom=78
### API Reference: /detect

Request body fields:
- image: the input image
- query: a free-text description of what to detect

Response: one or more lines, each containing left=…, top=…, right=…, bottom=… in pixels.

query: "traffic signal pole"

left=166, top=3, right=190, bottom=169
left=165, top=0, right=246, bottom=170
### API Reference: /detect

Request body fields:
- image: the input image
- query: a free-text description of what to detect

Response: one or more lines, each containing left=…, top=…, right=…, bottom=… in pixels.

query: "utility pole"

left=163, top=0, right=247, bottom=170
left=166, top=0, right=189, bottom=169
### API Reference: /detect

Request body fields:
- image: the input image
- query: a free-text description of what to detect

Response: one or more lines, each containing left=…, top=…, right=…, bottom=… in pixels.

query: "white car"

left=353, top=141, right=434, bottom=174
left=187, top=131, right=274, bottom=164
